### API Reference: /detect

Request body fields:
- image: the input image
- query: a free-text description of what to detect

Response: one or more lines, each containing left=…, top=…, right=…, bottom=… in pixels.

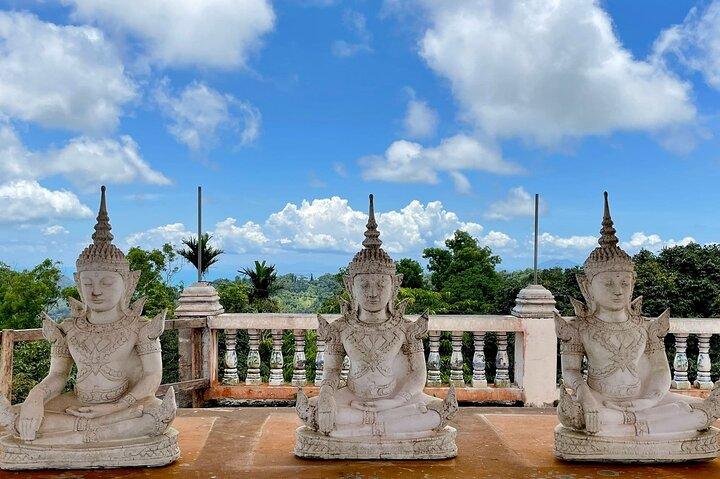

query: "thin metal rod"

left=533, top=193, right=539, bottom=285
left=197, top=186, right=202, bottom=283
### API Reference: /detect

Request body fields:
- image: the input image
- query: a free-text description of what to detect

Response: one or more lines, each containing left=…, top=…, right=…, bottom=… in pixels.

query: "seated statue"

left=554, top=192, right=720, bottom=462
left=0, top=186, right=178, bottom=470
left=295, top=195, right=458, bottom=460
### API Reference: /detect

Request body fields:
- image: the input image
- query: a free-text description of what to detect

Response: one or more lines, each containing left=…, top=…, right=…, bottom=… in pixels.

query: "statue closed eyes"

left=294, top=195, right=458, bottom=459
left=554, top=192, right=720, bottom=462
left=0, top=186, right=178, bottom=470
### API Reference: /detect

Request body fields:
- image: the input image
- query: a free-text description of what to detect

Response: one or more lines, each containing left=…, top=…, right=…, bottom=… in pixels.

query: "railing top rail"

left=209, top=313, right=524, bottom=332
left=559, top=316, right=720, bottom=335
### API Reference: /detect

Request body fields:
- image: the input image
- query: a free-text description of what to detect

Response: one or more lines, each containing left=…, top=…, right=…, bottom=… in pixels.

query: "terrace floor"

left=2, top=407, right=720, bottom=479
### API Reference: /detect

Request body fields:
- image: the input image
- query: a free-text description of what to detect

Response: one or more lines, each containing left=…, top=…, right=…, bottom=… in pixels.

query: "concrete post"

left=175, top=281, right=224, bottom=407
left=511, top=284, right=558, bottom=407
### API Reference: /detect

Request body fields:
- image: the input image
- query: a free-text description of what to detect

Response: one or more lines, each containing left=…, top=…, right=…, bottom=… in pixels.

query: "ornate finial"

left=362, top=194, right=382, bottom=249
left=92, top=185, right=114, bottom=245
left=598, top=191, right=618, bottom=247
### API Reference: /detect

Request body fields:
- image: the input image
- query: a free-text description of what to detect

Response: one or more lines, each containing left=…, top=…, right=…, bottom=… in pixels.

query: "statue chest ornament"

left=343, top=325, right=404, bottom=399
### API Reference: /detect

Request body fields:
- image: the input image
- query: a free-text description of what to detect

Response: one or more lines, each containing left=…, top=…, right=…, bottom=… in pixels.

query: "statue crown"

left=347, top=194, right=396, bottom=277
left=583, top=192, right=634, bottom=280
left=76, top=186, right=130, bottom=275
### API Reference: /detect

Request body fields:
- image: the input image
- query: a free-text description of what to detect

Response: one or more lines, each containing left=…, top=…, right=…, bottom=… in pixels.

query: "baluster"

left=314, top=338, right=325, bottom=386
left=695, top=333, right=713, bottom=389
left=292, top=329, right=307, bottom=386
left=340, top=355, right=350, bottom=387
left=472, top=331, right=487, bottom=388
left=426, top=330, right=441, bottom=387
left=222, top=328, right=239, bottom=384
left=245, top=329, right=261, bottom=385
left=671, top=333, right=691, bottom=389
left=269, top=329, right=284, bottom=385
left=450, top=331, right=465, bottom=387
left=495, top=332, right=511, bottom=387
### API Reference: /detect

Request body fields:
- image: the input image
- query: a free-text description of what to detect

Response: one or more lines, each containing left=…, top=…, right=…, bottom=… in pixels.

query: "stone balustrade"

left=669, top=319, right=720, bottom=391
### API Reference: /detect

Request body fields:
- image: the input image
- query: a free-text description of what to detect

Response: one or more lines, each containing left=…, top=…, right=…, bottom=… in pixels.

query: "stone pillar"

left=269, top=329, right=284, bottom=386
left=672, top=333, right=691, bottom=390
left=223, top=329, right=239, bottom=384
left=292, top=330, right=307, bottom=386
left=472, top=332, right=487, bottom=388
left=246, top=329, right=262, bottom=385
left=494, top=333, right=511, bottom=387
left=340, top=355, right=350, bottom=387
left=314, top=338, right=325, bottom=387
left=175, top=281, right=224, bottom=407
left=695, top=334, right=713, bottom=390
left=511, top=284, right=558, bottom=407
left=450, top=331, right=465, bottom=387
left=426, top=330, right=441, bottom=387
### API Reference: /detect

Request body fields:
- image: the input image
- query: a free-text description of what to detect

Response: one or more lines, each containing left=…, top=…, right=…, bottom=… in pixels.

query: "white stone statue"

left=0, top=186, right=179, bottom=470
left=554, top=192, right=720, bottom=462
left=295, top=195, right=458, bottom=459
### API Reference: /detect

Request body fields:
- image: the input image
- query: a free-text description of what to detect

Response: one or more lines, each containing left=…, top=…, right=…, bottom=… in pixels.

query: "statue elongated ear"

left=342, top=274, right=353, bottom=293
left=73, top=272, right=84, bottom=302
left=395, top=273, right=404, bottom=288
left=576, top=273, right=591, bottom=304
left=124, top=270, right=141, bottom=306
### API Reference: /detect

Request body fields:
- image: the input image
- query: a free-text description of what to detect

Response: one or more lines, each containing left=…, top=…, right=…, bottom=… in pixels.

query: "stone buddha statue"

left=0, top=186, right=179, bottom=470
left=554, top=192, right=720, bottom=462
left=294, top=195, right=458, bottom=459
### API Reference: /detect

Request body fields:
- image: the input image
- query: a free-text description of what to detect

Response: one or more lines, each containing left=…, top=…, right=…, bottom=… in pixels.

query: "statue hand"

left=604, top=397, right=659, bottom=412
left=351, top=397, right=406, bottom=412
left=316, top=388, right=336, bottom=435
left=18, top=394, right=44, bottom=441
left=66, top=402, right=126, bottom=419
left=576, top=383, right=600, bottom=434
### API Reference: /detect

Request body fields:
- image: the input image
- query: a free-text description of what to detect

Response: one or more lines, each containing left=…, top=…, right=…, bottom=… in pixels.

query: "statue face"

left=79, top=270, right=125, bottom=313
left=589, top=271, right=634, bottom=312
left=352, top=273, right=393, bottom=314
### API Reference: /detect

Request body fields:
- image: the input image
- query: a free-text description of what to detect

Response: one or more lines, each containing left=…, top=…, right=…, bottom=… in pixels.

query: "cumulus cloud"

left=0, top=180, right=92, bottom=223
left=486, top=187, right=545, bottom=220
left=623, top=232, right=696, bottom=252
left=0, top=11, right=136, bottom=133
left=155, top=81, right=261, bottom=151
left=415, top=0, right=695, bottom=145
left=67, top=0, right=275, bottom=69
left=332, top=10, right=372, bottom=58
left=403, top=97, right=438, bottom=139
left=0, top=123, right=170, bottom=189
left=539, top=233, right=598, bottom=251
left=653, top=1, right=720, bottom=90
left=43, top=225, right=69, bottom=235
left=127, top=197, right=510, bottom=257
left=359, top=134, right=523, bottom=192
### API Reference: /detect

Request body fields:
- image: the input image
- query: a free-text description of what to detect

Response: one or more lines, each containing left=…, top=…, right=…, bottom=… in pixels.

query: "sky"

left=1, top=0, right=720, bottom=283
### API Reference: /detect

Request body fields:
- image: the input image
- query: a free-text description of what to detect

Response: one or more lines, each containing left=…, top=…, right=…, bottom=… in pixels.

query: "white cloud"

left=359, top=134, right=523, bottom=192
left=43, top=225, right=69, bottom=236
left=415, top=0, right=695, bottom=145
left=155, top=81, right=261, bottom=150
left=0, top=123, right=170, bottom=190
left=0, top=180, right=92, bottom=223
left=67, top=0, right=275, bottom=69
left=486, top=187, right=545, bottom=220
left=332, top=10, right=372, bottom=57
left=623, top=232, right=696, bottom=252
left=126, top=223, right=192, bottom=248
left=479, top=230, right=517, bottom=250
left=653, top=1, right=720, bottom=90
left=0, top=11, right=136, bottom=133
left=213, top=218, right=269, bottom=253
left=403, top=98, right=438, bottom=139
left=539, top=233, right=597, bottom=250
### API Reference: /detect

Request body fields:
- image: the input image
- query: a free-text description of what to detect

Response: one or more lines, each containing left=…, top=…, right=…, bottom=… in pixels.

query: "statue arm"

left=555, top=312, right=585, bottom=391
left=125, top=310, right=167, bottom=404
left=640, top=310, right=671, bottom=401
left=31, top=314, right=73, bottom=403
left=317, top=314, right=344, bottom=393
left=398, top=312, right=429, bottom=399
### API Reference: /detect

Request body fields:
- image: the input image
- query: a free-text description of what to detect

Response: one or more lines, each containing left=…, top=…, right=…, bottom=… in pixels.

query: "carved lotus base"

left=555, top=425, right=720, bottom=463
left=0, top=428, right=180, bottom=470
left=294, top=425, right=457, bottom=460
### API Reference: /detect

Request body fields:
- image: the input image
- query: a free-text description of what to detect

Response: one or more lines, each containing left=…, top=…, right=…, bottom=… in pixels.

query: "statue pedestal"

left=0, top=428, right=180, bottom=470
left=554, top=425, right=720, bottom=463
left=294, top=426, right=457, bottom=460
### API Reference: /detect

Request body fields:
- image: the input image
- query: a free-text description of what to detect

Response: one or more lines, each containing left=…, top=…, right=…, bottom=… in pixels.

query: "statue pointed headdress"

left=582, top=192, right=634, bottom=280
left=347, top=194, right=396, bottom=276
left=76, top=186, right=130, bottom=275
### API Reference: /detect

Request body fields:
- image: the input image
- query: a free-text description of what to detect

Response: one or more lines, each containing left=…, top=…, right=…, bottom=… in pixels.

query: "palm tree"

left=240, top=260, right=278, bottom=300
left=176, top=233, right=224, bottom=276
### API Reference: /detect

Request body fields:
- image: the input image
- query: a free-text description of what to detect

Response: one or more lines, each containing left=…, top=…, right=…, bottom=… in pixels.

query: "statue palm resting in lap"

left=0, top=187, right=177, bottom=469
left=295, top=195, right=457, bottom=459
left=554, top=192, right=720, bottom=462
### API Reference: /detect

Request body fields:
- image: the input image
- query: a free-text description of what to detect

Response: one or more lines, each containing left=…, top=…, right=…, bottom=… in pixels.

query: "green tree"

left=215, top=277, right=250, bottom=313
left=126, top=244, right=180, bottom=318
left=423, top=230, right=502, bottom=313
left=241, top=260, right=278, bottom=301
left=176, top=233, right=224, bottom=276
left=396, top=258, right=424, bottom=289
left=0, top=260, right=63, bottom=330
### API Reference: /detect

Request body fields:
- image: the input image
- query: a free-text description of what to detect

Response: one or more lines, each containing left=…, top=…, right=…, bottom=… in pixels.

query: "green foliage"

left=396, top=258, right=424, bottom=289
left=241, top=260, right=278, bottom=301
left=176, top=233, right=223, bottom=275
left=0, top=260, right=63, bottom=329
left=274, top=273, right=343, bottom=313
left=126, top=244, right=180, bottom=317
left=215, top=277, right=250, bottom=313
left=398, top=288, right=450, bottom=314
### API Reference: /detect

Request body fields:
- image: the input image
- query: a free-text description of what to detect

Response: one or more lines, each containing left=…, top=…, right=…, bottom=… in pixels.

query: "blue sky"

left=1, top=0, right=720, bottom=283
